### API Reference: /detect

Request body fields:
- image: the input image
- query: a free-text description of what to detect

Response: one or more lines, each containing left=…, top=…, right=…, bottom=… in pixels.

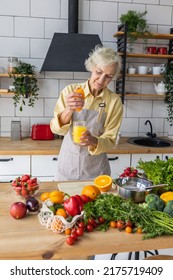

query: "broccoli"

left=163, top=200, right=173, bottom=217
left=145, top=193, right=165, bottom=211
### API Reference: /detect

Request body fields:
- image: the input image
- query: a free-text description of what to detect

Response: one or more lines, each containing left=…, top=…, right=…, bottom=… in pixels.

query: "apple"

left=10, top=202, right=27, bottom=219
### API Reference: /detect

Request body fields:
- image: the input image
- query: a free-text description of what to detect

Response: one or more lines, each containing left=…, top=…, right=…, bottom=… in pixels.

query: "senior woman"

left=50, top=45, right=123, bottom=181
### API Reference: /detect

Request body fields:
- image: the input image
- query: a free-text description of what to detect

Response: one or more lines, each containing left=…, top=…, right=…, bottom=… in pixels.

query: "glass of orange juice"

left=73, top=121, right=87, bottom=144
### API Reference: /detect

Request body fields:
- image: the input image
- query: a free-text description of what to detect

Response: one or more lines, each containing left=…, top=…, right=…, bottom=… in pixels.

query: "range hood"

left=40, top=0, right=102, bottom=72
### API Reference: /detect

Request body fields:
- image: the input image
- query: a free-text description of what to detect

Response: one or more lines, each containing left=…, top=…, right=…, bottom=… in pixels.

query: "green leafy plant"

left=119, top=10, right=151, bottom=45
left=10, top=61, right=39, bottom=111
left=162, top=63, right=173, bottom=126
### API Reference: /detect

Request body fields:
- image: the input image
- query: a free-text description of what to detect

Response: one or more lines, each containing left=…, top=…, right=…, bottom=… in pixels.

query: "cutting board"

left=58, top=180, right=117, bottom=196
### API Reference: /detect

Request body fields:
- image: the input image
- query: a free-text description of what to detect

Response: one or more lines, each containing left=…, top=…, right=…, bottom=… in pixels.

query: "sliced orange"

left=49, top=190, right=65, bottom=203
left=40, top=192, right=50, bottom=202
left=75, top=87, right=85, bottom=112
left=94, top=175, right=112, bottom=192
left=81, top=185, right=101, bottom=200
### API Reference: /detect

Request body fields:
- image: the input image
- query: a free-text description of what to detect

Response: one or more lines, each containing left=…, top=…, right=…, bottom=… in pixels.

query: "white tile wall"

left=0, top=0, right=173, bottom=137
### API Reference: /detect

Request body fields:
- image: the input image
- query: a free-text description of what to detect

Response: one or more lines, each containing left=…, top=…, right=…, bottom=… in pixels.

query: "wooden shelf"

left=124, top=93, right=165, bottom=99
left=0, top=73, right=9, bottom=77
left=0, top=90, right=14, bottom=95
left=118, top=53, right=173, bottom=59
left=114, top=31, right=173, bottom=40
left=126, top=74, right=162, bottom=78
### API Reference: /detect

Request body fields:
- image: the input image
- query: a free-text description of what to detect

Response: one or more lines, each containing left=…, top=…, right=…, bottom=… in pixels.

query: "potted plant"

left=162, top=62, right=173, bottom=126
left=10, top=61, right=39, bottom=111
left=119, top=10, right=152, bottom=47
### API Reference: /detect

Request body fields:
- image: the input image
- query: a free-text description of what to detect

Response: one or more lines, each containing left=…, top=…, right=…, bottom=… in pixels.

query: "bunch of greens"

left=137, top=158, right=173, bottom=191
left=119, top=10, right=151, bottom=45
left=84, top=193, right=173, bottom=239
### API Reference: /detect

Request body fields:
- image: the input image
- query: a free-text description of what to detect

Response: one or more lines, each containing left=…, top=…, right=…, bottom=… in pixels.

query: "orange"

left=81, top=185, right=101, bottom=200
left=40, top=192, right=50, bottom=202
left=56, top=208, right=67, bottom=219
left=75, top=87, right=85, bottom=112
left=49, top=190, right=65, bottom=203
left=94, top=175, right=112, bottom=192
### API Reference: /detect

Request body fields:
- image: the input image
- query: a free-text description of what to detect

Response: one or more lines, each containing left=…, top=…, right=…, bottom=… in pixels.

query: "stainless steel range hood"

left=40, top=0, right=102, bottom=72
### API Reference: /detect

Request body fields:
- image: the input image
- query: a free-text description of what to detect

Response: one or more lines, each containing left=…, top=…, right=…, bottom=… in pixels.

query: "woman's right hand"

left=66, top=91, right=84, bottom=112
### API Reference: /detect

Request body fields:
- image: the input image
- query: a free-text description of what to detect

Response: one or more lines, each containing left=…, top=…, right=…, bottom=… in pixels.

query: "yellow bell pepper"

left=160, top=191, right=173, bottom=203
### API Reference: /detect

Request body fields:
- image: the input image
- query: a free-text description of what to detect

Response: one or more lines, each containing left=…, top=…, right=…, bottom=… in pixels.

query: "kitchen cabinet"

left=162, top=154, right=173, bottom=160
left=114, top=24, right=173, bottom=102
left=107, top=154, right=131, bottom=178
left=31, top=155, right=58, bottom=181
left=0, top=155, right=30, bottom=182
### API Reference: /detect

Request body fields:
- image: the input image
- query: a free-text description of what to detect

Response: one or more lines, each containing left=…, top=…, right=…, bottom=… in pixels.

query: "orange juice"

left=73, top=121, right=87, bottom=144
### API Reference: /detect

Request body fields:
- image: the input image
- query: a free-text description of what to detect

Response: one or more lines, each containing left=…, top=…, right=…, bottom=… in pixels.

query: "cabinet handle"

left=0, top=158, right=13, bottom=162
left=165, top=156, right=169, bottom=161
left=52, top=157, right=58, bottom=161
left=108, top=156, right=119, bottom=161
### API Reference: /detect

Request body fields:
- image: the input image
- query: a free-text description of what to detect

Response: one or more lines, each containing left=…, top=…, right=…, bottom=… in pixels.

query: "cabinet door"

left=107, top=154, right=131, bottom=178
left=131, top=154, right=162, bottom=170
left=31, top=155, right=58, bottom=181
left=0, top=155, right=30, bottom=176
left=162, top=154, right=173, bottom=161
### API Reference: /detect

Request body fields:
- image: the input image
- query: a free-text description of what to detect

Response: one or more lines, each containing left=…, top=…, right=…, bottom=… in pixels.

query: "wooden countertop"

left=1, top=181, right=173, bottom=260
left=0, top=137, right=173, bottom=155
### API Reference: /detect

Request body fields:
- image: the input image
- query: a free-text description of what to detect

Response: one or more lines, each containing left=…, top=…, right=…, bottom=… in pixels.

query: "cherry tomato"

left=117, top=220, right=125, bottom=230
left=137, top=228, right=143, bottom=234
left=125, top=226, right=133, bottom=234
left=70, top=231, right=78, bottom=241
left=86, top=224, right=93, bottom=232
left=66, top=236, right=74, bottom=245
left=76, top=227, right=84, bottom=236
left=88, top=217, right=95, bottom=225
left=109, top=221, right=117, bottom=228
left=98, top=216, right=105, bottom=224
left=64, top=228, right=71, bottom=235
left=78, top=221, right=85, bottom=229
left=125, top=220, right=133, bottom=227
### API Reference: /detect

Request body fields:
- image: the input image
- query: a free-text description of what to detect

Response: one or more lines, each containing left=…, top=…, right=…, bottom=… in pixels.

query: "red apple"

left=10, top=202, right=27, bottom=219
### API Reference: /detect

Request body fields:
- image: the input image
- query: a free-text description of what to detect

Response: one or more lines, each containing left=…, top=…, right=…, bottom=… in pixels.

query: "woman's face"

left=89, top=63, right=116, bottom=95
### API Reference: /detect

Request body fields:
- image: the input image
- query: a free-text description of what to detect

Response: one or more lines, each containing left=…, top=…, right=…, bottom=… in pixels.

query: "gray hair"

left=85, top=45, right=121, bottom=77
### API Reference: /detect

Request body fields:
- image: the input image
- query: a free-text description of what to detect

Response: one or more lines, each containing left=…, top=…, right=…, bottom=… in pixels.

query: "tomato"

left=117, top=220, right=125, bottom=230
left=125, top=226, right=133, bottom=234
left=66, top=236, right=74, bottom=245
left=88, top=217, right=95, bottom=225
left=70, top=231, right=78, bottom=241
left=86, top=224, right=93, bottom=232
left=98, top=216, right=105, bottom=224
left=137, top=228, right=143, bottom=234
left=76, top=227, right=84, bottom=236
left=64, top=228, right=71, bottom=235
left=78, top=221, right=85, bottom=229
left=125, top=220, right=133, bottom=227
left=109, top=221, right=117, bottom=228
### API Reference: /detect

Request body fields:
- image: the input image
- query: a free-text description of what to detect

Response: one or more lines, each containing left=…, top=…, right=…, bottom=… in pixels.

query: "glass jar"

left=8, top=57, right=19, bottom=73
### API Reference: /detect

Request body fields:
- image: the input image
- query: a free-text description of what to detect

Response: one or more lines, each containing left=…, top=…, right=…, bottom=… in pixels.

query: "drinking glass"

left=73, top=121, right=87, bottom=144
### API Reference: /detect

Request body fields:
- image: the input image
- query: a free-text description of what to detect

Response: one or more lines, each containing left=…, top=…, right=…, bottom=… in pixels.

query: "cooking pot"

left=115, top=177, right=166, bottom=203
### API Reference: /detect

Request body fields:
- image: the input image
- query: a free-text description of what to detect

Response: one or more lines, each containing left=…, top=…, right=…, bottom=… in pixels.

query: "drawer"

left=31, top=155, right=58, bottom=177
left=0, top=155, right=30, bottom=176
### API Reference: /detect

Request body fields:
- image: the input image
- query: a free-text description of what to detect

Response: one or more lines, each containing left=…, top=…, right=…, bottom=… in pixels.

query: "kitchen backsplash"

left=0, top=0, right=173, bottom=138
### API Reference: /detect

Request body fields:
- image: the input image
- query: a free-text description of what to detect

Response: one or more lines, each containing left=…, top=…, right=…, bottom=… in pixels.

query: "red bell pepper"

left=63, top=195, right=82, bottom=216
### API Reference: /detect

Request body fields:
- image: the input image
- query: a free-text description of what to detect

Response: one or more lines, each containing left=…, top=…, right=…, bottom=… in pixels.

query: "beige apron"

left=55, top=105, right=111, bottom=181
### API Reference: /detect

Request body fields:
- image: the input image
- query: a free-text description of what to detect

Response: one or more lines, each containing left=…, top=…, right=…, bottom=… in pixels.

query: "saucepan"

left=115, top=177, right=167, bottom=203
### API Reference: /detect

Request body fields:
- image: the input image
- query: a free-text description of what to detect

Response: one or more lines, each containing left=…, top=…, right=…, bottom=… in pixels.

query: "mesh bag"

left=38, top=199, right=84, bottom=233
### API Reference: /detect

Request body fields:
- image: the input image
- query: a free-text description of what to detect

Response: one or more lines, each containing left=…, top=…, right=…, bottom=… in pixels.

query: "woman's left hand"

left=79, top=130, right=98, bottom=148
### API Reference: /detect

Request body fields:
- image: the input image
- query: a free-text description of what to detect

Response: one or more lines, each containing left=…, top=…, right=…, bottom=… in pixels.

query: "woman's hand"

left=66, top=92, right=84, bottom=111
left=79, top=130, right=98, bottom=148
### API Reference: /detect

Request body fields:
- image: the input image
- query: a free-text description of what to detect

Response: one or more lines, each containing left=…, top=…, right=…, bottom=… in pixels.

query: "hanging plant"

left=10, top=61, right=39, bottom=111
left=162, top=62, right=173, bottom=126
left=119, top=10, right=152, bottom=48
